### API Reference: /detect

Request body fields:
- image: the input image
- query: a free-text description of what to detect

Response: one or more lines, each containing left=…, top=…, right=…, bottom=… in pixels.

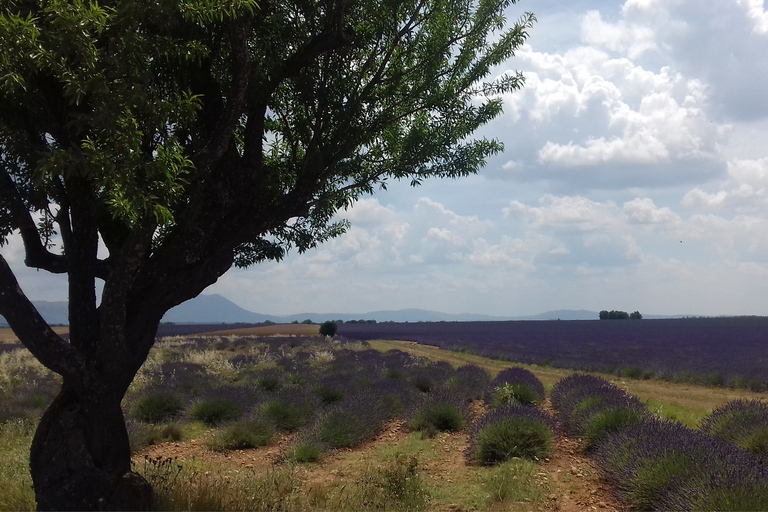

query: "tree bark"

left=30, top=379, right=153, bottom=511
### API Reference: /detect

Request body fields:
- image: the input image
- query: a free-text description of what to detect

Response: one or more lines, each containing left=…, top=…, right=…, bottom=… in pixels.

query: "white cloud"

left=581, top=10, right=657, bottom=59
left=503, top=194, right=621, bottom=231
left=682, top=157, right=768, bottom=212
left=738, top=0, right=768, bottom=35
left=623, top=197, right=680, bottom=224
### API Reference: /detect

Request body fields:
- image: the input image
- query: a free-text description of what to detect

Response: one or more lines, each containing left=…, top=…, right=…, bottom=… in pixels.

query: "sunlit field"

left=1, top=323, right=766, bottom=511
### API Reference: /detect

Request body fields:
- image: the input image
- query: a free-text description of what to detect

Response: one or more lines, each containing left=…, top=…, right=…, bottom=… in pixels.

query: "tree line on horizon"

left=599, top=310, right=643, bottom=320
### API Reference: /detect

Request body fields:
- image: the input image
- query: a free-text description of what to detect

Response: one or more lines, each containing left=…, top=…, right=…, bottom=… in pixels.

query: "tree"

left=319, top=320, right=338, bottom=337
left=0, top=0, right=534, bottom=509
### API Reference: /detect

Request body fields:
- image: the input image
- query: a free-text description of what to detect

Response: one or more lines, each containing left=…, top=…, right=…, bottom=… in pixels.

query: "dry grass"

left=0, top=327, right=68, bottom=343
left=202, top=324, right=320, bottom=337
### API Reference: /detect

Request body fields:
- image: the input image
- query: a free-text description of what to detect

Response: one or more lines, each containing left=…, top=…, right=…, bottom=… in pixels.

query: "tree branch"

left=0, top=166, right=68, bottom=274
left=0, top=254, right=85, bottom=378
left=193, top=21, right=253, bottom=174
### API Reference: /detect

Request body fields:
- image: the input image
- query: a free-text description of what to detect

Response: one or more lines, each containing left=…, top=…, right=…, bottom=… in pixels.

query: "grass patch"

left=206, top=418, right=275, bottom=452
left=643, top=399, right=703, bottom=429
left=0, top=419, right=36, bottom=511
left=482, top=458, right=548, bottom=505
left=470, top=416, right=554, bottom=465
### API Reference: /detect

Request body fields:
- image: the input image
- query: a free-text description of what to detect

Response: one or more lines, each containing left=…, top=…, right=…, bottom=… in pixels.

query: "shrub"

left=582, top=407, right=646, bottom=448
left=189, top=397, right=241, bottom=426
left=130, top=392, right=184, bottom=423
left=489, top=382, right=541, bottom=407
left=313, top=383, right=346, bottom=405
left=620, top=366, right=642, bottom=379
left=485, top=367, right=545, bottom=406
left=466, top=404, right=555, bottom=466
left=316, top=409, right=368, bottom=449
left=319, top=321, right=338, bottom=337
left=206, top=418, right=275, bottom=452
left=550, top=373, right=648, bottom=442
left=261, top=394, right=316, bottom=432
left=445, top=364, right=491, bottom=400
left=593, top=417, right=768, bottom=512
left=286, top=439, right=324, bottom=463
left=700, top=399, right=768, bottom=455
left=410, top=401, right=466, bottom=434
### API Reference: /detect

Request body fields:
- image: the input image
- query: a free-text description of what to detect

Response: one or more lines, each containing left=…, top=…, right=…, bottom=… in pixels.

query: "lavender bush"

left=465, top=403, right=556, bottom=466
left=700, top=399, right=768, bottom=456
left=485, top=367, right=545, bottom=406
left=593, top=417, right=768, bottom=511
left=551, top=373, right=648, bottom=447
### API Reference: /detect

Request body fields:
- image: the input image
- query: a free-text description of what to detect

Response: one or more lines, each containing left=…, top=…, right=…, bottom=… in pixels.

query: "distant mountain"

left=0, top=294, right=684, bottom=327
left=512, top=309, right=597, bottom=321
left=0, top=300, right=70, bottom=326
left=162, top=294, right=274, bottom=324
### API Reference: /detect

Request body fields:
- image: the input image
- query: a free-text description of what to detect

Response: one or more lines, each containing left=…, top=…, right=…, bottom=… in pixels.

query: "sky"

left=4, top=0, right=768, bottom=318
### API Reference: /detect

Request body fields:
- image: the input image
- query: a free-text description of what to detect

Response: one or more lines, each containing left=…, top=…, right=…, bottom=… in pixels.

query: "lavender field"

left=337, top=317, right=768, bottom=390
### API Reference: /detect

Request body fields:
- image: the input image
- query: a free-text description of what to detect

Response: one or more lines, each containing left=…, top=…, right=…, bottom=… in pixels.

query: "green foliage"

left=0, top=419, right=36, bottom=511
left=189, top=398, right=241, bottom=426
left=687, top=485, right=768, bottom=511
left=482, top=458, right=546, bottom=505
left=410, top=402, right=466, bottom=434
left=490, top=383, right=540, bottom=406
left=286, top=440, right=324, bottom=463
left=471, top=416, right=553, bottom=465
left=316, top=410, right=367, bottom=449
left=206, top=418, right=275, bottom=452
left=130, top=392, right=183, bottom=423
left=319, top=321, right=338, bottom=337
left=261, top=400, right=310, bottom=432
left=353, top=454, right=429, bottom=511
left=622, top=453, right=694, bottom=511
left=582, top=407, right=646, bottom=448
left=620, top=366, right=642, bottom=379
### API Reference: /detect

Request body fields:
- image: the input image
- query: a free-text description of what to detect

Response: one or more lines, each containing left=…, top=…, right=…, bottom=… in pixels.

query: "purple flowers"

left=338, top=317, right=768, bottom=390
left=485, top=367, right=546, bottom=406
left=700, top=399, right=768, bottom=456
left=593, top=417, right=768, bottom=510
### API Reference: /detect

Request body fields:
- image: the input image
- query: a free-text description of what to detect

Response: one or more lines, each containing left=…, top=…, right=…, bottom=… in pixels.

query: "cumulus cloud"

left=623, top=197, right=680, bottom=224
left=737, top=0, right=768, bottom=35
left=682, top=157, right=768, bottom=212
left=503, top=194, right=621, bottom=231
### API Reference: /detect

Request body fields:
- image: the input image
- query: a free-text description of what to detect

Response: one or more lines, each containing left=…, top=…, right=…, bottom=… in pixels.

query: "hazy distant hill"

left=0, top=293, right=679, bottom=326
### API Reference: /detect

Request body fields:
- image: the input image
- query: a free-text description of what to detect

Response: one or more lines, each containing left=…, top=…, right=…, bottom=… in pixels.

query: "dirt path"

left=137, top=413, right=622, bottom=512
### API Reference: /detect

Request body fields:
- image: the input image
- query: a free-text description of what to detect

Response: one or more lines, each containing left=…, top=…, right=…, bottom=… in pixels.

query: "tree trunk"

left=30, top=380, right=153, bottom=511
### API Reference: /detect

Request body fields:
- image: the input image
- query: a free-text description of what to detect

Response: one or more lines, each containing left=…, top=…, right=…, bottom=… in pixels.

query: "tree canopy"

left=0, top=0, right=534, bottom=509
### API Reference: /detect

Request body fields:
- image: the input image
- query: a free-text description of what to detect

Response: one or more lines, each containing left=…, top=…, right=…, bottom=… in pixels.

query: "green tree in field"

left=320, top=320, right=338, bottom=337
left=0, top=0, right=534, bottom=509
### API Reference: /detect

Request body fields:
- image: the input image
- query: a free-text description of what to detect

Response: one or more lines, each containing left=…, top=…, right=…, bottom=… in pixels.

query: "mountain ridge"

left=0, top=293, right=681, bottom=326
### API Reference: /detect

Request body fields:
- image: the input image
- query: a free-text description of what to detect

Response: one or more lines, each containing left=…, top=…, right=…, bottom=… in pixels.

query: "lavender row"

left=550, top=373, right=649, bottom=448
left=593, top=417, right=768, bottom=510
left=338, top=317, right=768, bottom=390
left=124, top=336, right=492, bottom=460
